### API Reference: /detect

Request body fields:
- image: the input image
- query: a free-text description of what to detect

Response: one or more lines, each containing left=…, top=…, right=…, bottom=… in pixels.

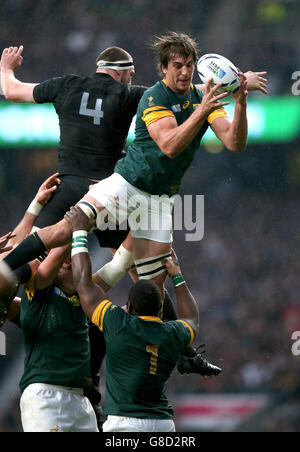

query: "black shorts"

left=35, top=175, right=129, bottom=249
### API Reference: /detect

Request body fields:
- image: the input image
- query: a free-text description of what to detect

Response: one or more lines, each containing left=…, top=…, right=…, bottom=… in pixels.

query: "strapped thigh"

left=134, top=252, right=171, bottom=280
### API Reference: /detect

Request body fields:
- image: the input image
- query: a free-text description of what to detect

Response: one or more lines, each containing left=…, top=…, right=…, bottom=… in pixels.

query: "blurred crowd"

left=0, top=0, right=299, bottom=93
left=0, top=0, right=299, bottom=433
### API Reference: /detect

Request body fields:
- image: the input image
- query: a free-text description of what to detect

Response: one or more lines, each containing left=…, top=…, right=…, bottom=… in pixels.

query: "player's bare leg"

left=131, top=237, right=171, bottom=296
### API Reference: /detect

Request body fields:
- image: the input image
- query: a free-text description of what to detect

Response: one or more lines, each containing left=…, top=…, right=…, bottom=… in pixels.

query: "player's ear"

left=161, top=65, right=167, bottom=76
left=115, top=70, right=122, bottom=80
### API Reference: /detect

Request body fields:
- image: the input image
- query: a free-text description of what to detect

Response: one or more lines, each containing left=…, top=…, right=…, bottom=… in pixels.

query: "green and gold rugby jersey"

left=19, top=274, right=91, bottom=394
left=115, top=79, right=227, bottom=196
left=92, top=300, right=194, bottom=419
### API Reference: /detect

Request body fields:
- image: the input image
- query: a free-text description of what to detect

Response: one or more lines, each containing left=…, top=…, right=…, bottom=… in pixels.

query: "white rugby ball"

left=197, top=53, right=240, bottom=94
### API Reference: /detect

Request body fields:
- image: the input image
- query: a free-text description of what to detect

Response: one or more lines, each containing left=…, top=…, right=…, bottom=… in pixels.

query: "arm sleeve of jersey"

left=92, top=301, right=128, bottom=340
left=140, top=90, right=175, bottom=128
left=207, top=107, right=228, bottom=124
left=175, top=319, right=195, bottom=348
left=33, top=75, right=74, bottom=104
left=195, top=86, right=228, bottom=125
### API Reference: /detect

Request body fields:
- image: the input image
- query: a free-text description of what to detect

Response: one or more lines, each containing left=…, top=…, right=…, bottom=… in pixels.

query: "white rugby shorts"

left=87, top=173, right=174, bottom=243
left=103, top=415, right=176, bottom=432
left=20, top=383, right=98, bottom=432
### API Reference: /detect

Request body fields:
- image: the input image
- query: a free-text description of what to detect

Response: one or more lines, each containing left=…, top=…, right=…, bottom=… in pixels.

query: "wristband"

left=172, top=273, right=185, bottom=288
left=27, top=199, right=43, bottom=217
left=71, top=230, right=88, bottom=256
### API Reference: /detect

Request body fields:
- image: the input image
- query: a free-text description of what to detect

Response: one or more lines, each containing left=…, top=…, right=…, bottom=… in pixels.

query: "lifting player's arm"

left=147, top=79, right=230, bottom=159
left=209, top=72, right=248, bottom=152
left=0, top=233, right=15, bottom=255
left=0, top=173, right=61, bottom=261
left=0, top=173, right=61, bottom=324
left=196, top=70, right=268, bottom=95
left=163, top=250, right=199, bottom=338
left=0, top=45, right=38, bottom=102
left=64, top=206, right=107, bottom=320
left=6, top=244, right=71, bottom=321
left=33, top=244, right=71, bottom=291
left=195, top=70, right=268, bottom=152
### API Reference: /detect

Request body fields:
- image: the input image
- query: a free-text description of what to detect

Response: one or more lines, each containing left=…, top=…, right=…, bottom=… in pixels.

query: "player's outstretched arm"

left=196, top=71, right=267, bottom=95
left=65, top=206, right=107, bottom=320
left=164, top=250, right=199, bottom=338
left=0, top=232, right=15, bottom=255
left=147, top=79, right=230, bottom=159
left=0, top=173, right=61, bottom=260
left=243, top=71, right=268, bottom=94
left=33, top=244, right=71, bottom=291
left=210, top=73, right=248, bottom=152
left=0, top=45, right=38, bottom=102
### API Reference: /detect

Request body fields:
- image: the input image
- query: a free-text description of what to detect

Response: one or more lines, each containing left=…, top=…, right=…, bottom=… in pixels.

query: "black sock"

left=4, top=232, right=46, bottom=270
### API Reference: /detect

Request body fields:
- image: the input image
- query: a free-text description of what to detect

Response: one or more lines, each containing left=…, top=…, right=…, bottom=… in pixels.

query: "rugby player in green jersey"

left=0, top=32, right=252, bottom=284
left=17, top=244, right=98, bottom=432
left=0, top=32, right=266, bottom=377
left=0, top=176, right=98, bottom=432
left=66, top=204, right=204, bottom=432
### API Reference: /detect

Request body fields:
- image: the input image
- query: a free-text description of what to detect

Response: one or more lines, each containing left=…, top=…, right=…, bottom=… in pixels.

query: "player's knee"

left=95, top=244, right=134, bottom=288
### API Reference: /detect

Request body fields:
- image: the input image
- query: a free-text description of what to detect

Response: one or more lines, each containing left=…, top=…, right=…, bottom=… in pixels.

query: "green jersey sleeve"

left=92, top=300, right=128, bottom=339
left=138, top=84, right=176, bottom=129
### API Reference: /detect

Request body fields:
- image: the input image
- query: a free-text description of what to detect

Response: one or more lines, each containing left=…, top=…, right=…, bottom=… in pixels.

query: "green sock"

left=4, top=232, right=47, bottom=270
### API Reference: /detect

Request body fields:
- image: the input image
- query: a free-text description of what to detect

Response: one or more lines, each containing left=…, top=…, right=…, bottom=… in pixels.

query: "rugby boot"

left=177, top=345, right=222, bottom=377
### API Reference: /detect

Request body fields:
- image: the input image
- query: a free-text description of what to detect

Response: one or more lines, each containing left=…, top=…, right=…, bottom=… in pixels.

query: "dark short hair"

left=96, top=46, right=132, bottom=65
left=128, top=280, right=162, bottom=316
left=150, top=31, right=198, bottom=75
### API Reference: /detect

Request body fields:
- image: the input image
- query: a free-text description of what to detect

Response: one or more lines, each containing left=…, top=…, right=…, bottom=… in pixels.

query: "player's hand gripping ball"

left=197, top=53, right=241, bottom=94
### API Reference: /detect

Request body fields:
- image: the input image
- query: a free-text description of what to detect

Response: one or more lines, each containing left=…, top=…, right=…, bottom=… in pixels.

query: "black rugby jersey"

left=33, top=73, right=146, bottom=179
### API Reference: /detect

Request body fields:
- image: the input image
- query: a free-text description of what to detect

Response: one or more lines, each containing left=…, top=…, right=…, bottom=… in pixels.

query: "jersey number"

left=79, top=92, right=104, bottom=125
left=146, top=345, right=159, bottom=375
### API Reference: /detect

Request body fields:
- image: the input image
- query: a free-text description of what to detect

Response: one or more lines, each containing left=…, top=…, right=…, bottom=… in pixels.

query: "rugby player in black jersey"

left=0, top=44, right=146, bottom=429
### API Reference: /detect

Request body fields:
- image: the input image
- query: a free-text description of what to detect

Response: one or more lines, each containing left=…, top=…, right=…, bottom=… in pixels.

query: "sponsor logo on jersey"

left=148, top=96, right=155, bottom=107
left=70, top=294, right=81, bottom=307
left=54, top=287, right=81, bottom=307
left=182, top=101, right=190, bottom=109
left=171, top=104, right=181, bottom=113
left=106, top=194, right=119, bottom=201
